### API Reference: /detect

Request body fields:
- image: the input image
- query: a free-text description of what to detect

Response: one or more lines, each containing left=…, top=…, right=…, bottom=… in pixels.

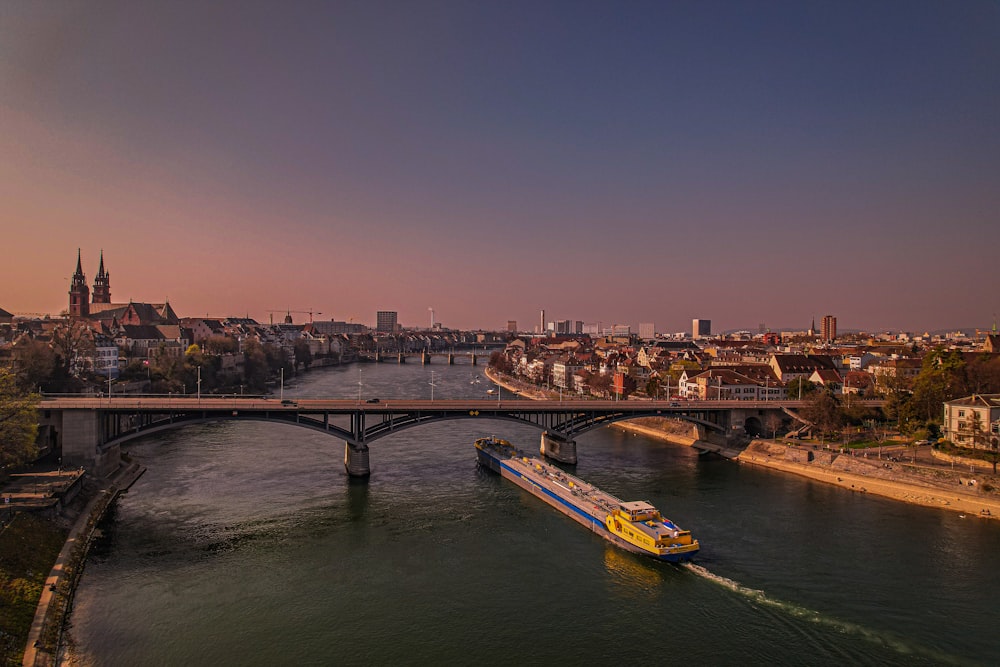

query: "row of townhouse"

left=677, top=367, right=786, bottom=400
left=499, top=334, right=904, bottom=400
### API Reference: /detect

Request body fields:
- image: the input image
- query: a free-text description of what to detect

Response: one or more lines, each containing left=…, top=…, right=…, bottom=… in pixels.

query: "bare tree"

left=51, top=321, right=96, bottom=379
left=764, top=412, right=784, bottom=439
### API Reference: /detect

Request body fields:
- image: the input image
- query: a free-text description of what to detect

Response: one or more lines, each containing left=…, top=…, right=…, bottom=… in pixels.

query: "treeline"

left=9, top=335, right=297, bottom=396
left=120, top=339, right=294, bottom=395
left=886, top=348, right=1000, bottom=429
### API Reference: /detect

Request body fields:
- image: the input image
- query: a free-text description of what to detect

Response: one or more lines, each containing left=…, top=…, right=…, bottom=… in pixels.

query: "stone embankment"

left=22, top=462, right=146, bottom=667
left=739, top=441, right=1000, bottom=519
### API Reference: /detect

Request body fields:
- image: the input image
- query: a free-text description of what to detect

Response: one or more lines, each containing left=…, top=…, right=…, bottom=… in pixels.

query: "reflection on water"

left=602, top=545, right=663, bottom=597
left=66, top=362, right=1000, bottom=666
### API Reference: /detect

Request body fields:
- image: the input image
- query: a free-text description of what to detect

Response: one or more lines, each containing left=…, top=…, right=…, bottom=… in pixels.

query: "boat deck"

left=476, top=437, right=699, bottom=561
left=502, top=454, right=620, bottom=521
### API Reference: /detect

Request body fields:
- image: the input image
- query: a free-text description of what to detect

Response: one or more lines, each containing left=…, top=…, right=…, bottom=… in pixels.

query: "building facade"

left=822, top=315, right=837, bottom=342
left=376, top=311, right=398, bottom=333
left=693, top=319, right=711, bottom=339
left=942, top=394, right=1000, bottom=450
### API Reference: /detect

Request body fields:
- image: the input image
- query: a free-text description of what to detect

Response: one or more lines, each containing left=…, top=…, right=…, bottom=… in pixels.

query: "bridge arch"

left=96, top=408, right=726, bottom=478
left=101, top=413, right=356, bottom=451
left=43, top=396, right=838, bottom=476
left=100, top=408, right=724, bottom=453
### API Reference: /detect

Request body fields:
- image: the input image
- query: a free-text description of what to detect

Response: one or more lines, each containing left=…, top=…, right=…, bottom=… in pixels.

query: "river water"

left=66, top=363, right=1000, bottom=666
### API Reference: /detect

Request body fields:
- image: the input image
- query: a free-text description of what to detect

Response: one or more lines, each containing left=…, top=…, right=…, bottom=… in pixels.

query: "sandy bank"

left=739, top=441, right=1000, bottom=519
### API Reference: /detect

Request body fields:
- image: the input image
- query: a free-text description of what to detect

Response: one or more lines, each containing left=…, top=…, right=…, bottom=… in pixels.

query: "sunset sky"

left=1, top=2, right=998, bottom=333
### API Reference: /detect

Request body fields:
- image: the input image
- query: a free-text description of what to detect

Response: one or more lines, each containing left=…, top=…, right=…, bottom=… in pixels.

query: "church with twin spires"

left=68, top=249, right=179, bottom=326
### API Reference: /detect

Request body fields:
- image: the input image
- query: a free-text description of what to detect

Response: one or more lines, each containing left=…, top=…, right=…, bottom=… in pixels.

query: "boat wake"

left=681, top=562, right=972, bottom=666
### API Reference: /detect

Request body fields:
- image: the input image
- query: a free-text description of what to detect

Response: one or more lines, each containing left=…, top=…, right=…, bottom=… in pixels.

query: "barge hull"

left=477, top=444, right=694, bottom=562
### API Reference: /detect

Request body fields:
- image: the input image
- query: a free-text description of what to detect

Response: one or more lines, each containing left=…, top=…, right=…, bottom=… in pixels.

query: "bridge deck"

left=40, top=397, right=824, bottom=412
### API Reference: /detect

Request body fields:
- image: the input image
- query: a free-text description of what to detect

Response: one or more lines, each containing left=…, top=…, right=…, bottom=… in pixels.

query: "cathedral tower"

left=69, top=249, right=90, bottom=318
left=92, top=250, right=111, bottom=304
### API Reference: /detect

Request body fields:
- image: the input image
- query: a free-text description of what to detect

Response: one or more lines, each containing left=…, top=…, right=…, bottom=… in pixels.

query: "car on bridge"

left=366, top=398, right=380, bottom=403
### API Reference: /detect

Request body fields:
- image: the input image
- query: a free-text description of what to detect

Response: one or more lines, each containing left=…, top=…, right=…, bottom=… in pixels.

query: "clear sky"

left=1, top=1, right=998, bottom=333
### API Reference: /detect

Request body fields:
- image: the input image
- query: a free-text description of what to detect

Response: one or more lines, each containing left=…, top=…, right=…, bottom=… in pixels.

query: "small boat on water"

left=475, top=437, right=699, bottom=562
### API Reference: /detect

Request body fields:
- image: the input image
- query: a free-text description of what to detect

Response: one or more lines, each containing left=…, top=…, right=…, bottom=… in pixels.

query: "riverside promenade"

left=739, top=440, right=1000, bottom=519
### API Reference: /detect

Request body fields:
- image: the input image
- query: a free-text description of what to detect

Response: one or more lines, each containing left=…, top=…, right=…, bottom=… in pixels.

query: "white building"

left=942, top=394, right=1000, bottom=450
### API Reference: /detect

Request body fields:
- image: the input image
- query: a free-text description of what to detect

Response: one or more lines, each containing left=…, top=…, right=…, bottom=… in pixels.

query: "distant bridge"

left=356, top=350, right=488, bottom=364
left=34, top=395, right=862, bottom=477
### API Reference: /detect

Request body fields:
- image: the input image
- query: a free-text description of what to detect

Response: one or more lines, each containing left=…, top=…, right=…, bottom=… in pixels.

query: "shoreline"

left=22, top=462, right=146, bottom=666
left=738, top=441, right=1000, bottom=519
left=485, top=368, right=1000, bottom=519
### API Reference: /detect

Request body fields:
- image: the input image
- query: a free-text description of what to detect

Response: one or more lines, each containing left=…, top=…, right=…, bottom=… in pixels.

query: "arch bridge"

left=37, top=396, right=818, bottom=477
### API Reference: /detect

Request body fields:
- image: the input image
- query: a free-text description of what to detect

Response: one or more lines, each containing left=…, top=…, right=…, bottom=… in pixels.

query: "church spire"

left=69, top=249, right=90, bottom=317
left=93, top=249, right=111, bottom=304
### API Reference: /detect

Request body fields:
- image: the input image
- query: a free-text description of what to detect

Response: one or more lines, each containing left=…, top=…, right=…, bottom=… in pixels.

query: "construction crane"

left=266, top=309, right=322, bottom=325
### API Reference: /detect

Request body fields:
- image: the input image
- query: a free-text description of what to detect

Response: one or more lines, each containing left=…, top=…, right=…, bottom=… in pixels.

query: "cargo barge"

left=475, top=437, right=699, bottom=562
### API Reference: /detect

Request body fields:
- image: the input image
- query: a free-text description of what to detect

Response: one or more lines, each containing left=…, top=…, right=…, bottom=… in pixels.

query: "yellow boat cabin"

left=605, top=501, right=699, bottom=557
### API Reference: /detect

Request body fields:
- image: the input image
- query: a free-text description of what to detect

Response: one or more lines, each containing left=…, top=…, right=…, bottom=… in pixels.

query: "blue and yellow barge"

left=475, top=437, right=699, bottom=562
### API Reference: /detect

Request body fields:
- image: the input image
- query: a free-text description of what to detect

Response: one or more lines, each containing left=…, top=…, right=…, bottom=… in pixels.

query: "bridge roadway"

left=37, top=396, right=841, bottom=477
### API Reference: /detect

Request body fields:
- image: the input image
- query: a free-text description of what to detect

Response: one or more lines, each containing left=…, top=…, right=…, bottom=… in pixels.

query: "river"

left=65, top=362, right=1000, bottom=666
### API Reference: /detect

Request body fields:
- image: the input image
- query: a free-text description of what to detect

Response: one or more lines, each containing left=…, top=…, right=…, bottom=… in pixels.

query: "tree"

left=203, top=335, right=238, bottom=355
left=966, top=354, right=1000, bottom=395
left=764, top=412, right=784, bottom=439
left=841, top=402, right=881, bottom=428
left=488, top=351, right=513, bottom=374
left=11, top=337, right=56, bottom=392
left=786, top=378, right=817, bottom=400
left=51, top=321, right=96, bottom=381
left=293, top=339, right=313, bottom=370
left=992, top=432, right=1000, bottom=475
left=263, top=343, right=291, bottom=377
left=617, top=373, right=637, bottom=398
left=803, top=391, right=843, bottom=436
left=243, top=339, right=270, bottom=392
left=0, top=365, right=39, bottom=470
left=588, top=373, right=613, bottom=397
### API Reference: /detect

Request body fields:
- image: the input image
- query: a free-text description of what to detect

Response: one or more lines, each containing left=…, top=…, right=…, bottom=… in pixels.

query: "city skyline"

left=1, top=2, right=998, bottom=332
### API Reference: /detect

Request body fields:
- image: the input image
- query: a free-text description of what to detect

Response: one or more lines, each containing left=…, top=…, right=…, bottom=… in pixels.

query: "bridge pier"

left=471, top=354, right=477, bottom=366
left=51, top=410, right=121, bottom=477
left=398, top=353, right=405, bottom=364
left=344, top=441, right=371, bottom=477
left=447, top=353, right=454, bottom=365
left=422, top=352, right=429, bottom=365
left=540, top=431, right=577, bottom=465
